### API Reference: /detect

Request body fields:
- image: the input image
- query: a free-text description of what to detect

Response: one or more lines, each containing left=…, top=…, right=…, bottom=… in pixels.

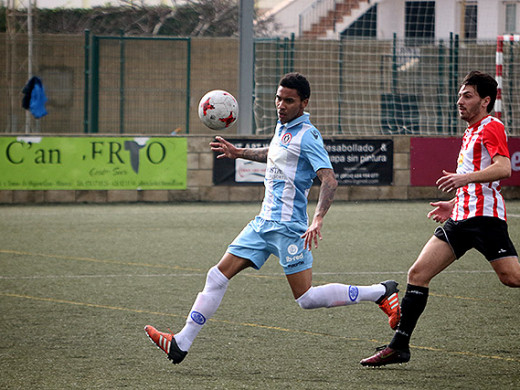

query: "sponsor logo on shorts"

left=287, top=261, right=304, bottom=268
left=348, top=286, right=359, bottom=302
left=286, top=244, right=304, bottom=263
left=190, top=311, right=206, bottom=325
left=286, top=252, right=304, bottom=263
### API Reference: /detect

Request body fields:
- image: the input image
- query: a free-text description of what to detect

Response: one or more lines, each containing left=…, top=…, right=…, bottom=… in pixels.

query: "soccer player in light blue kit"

left=145, top=73, right=401, bottom=364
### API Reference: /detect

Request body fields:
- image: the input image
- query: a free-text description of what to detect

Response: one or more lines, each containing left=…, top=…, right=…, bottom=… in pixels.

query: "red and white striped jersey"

left=451, top=115, right=510, bottom=221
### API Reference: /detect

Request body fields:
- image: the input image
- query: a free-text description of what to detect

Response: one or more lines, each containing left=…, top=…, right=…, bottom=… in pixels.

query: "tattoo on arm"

left=314, top=169, right=337, bottom=218
left=241, top=147, right=269, bottom=163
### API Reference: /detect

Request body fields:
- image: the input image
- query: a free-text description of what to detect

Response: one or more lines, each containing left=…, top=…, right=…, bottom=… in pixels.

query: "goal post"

left=495, top=34, right=520, bottom=127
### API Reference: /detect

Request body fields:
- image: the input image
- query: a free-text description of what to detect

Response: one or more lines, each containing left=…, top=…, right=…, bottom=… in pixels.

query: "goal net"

left=253, top=36, right=519, bottom=137
left=496, top=35, right=520, bottom=134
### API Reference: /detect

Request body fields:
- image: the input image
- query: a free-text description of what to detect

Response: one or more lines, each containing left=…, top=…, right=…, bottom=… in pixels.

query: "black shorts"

left=434, top=217, right=518, bottom=261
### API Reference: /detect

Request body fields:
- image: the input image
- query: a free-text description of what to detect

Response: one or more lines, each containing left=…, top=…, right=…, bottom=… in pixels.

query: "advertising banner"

left=213, top=139, right=270, bottom=185
left=325, top=139, right=393, bottom=185
left=213, top=138, right=393, bottom=186
left=410, top=137, right=520, bottom=186
left=0, top=136, right=187, bottom=190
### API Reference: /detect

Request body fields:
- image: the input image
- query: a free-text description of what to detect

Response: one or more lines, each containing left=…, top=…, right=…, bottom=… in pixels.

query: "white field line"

left=0, top=269, right=495, bottom=280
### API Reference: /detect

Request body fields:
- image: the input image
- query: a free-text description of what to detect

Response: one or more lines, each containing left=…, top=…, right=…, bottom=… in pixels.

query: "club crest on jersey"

left=281, top=132, right=292, bottom=145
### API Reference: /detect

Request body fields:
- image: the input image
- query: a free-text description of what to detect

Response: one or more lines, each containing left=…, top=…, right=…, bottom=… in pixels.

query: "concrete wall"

left=1, top=134, right=519, bottom=204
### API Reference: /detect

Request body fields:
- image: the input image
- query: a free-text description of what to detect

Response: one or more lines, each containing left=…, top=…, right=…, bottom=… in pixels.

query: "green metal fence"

left=2, top=33, right=518, bottom=136
left=85, top=33, right=191, bottom=134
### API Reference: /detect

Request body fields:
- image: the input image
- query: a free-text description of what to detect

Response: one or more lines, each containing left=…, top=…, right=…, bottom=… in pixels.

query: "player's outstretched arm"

left=302, top=168, right=337, bottom=250
left=210, top=136, right=268, bottom=162
left=427, top=199, right=456, bottom=223
left=436, top=155, right=511, bottom=193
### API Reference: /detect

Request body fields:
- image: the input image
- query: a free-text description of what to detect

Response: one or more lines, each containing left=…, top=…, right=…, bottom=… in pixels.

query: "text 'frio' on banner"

left=0, top=136, right=187, bottom=190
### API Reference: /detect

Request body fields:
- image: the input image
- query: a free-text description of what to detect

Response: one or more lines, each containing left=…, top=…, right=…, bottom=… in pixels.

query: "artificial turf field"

left=1, top=201, right=519, bottom=389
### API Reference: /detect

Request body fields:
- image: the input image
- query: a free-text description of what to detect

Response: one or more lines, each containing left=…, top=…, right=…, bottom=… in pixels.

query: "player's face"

left=275, top=86, right=308, bottom=124
left=457, top=84, right=490, bottom=126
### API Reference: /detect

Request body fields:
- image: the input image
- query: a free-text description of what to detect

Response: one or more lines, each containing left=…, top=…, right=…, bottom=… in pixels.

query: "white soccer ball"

left=198, top=90, right=239, bottom=130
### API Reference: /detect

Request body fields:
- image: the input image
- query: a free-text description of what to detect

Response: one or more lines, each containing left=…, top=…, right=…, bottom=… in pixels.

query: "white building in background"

left=377, top=0, right=519, bottom=40
left=267, top=0, right=520, bottom=40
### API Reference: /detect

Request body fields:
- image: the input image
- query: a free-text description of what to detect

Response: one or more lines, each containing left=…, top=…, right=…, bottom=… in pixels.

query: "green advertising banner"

left=0, top=136, right=187, bottom=190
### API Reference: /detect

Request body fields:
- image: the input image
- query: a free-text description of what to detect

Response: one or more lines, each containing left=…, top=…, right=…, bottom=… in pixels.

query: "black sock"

left=389, top=283, right=429, bottom=352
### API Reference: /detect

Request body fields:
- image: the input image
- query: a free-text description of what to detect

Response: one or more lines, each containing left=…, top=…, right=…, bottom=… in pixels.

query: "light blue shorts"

left=227, top=216, right=313, bottom=275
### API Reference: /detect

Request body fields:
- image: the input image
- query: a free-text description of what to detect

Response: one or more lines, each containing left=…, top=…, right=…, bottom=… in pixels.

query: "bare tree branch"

left=4, top=0, right=279, bottom=37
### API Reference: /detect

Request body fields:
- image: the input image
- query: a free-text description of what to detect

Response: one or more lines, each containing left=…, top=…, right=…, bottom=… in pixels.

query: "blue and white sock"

left=296, top=283, right=385, bottom=309
left=175, top=265, right=229, bottom=351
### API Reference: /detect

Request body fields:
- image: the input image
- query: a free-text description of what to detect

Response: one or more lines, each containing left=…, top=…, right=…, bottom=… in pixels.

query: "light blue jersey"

left=227, top=113, right=333, bottom=275
left=259, top=112, right=332, bottom=225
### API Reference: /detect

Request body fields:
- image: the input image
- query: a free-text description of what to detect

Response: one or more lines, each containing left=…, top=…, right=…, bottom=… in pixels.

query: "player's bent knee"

left=296, top=287, right=318, bottom=309
left=407, top=266, right=429, bottom=286
left=296, top=296, right=314, bottom=310
left=493, top=258, right=520, bottom=287
left=498, top=273, right=520, bottom=287
left=297, top=301, right=313, bottom=309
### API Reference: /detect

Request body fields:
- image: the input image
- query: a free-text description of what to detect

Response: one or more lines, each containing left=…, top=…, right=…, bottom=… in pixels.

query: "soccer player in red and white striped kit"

left=361, top=70, right=520, bottom=366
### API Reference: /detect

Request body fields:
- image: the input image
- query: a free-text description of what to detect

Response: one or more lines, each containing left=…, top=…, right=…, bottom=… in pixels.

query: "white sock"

left=175, top=266, right=229, bottom=351
left=296, top=283, right=385, bottom=309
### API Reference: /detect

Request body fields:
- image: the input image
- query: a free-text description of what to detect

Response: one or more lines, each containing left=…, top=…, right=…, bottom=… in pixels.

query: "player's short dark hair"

left=461, top=71, right=498, bottom=113
left=279, top=72, right=311, bottom=101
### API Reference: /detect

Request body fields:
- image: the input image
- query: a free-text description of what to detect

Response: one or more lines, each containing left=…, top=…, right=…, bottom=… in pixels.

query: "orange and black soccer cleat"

left=376, top=280, right=401, bottom=330
left=144, top=325, right=187, bottom=364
